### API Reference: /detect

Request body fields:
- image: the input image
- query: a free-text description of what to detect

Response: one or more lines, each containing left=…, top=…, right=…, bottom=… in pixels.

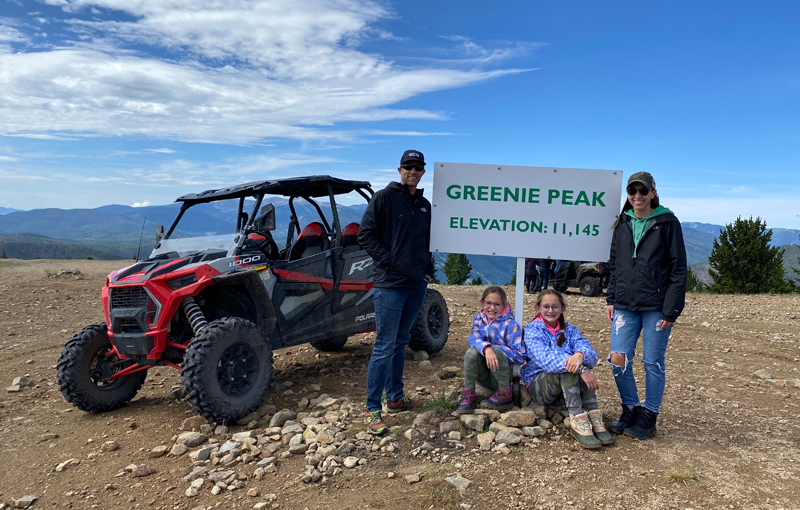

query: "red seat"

left=288, top=222, right=328, bottom=260
left=341, top=222, right=360, bottom=251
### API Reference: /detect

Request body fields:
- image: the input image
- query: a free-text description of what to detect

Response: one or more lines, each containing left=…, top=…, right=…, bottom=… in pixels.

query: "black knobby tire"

left=57, top=323, right=147, bottom=413
left=181, top=317, right=273, bottom=423
left=311, top=336, right=348, bottom=352
left=409, top=288, right=450, bottom=354
left=579, top=276, right=601, bottom=297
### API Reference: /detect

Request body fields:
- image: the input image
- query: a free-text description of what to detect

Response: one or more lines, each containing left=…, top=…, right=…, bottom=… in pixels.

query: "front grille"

left=111, top=286, right=149, bottom=310
left=118, top=318, right=143, bottom=333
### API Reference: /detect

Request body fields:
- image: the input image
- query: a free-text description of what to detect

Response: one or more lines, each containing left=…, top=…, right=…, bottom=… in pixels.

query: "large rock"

left=180, top=416, right=207, bottom=431
left=459, top=414, right=486, bottom=431
left=149, top=445, right=168, bottom=458
left=523, top=426, right=546, bottom=437
left=12, top=377, right=34, bottom=388
left=208, top=470, right=236, bottom=482
left=476, top=431, right=495, bottom=447
left=489, top=422, right=523, bottom=436
left=413, top=411, right=434, bottom=426
left=13, top=496, right=37, bottom=508
left=495, top=430, right=521, bottom=444
left=131, top=465, right=156, bottom=478
left=437, top=366, right=460, bottom=379
left=269, top=409, right=296, bottom=428
left=176, top=432, right=208, bottom=447
left=499, top=410, right=536, bottom=427
left=445, top=475, right=473, bottom=492
left=528, top=404, right=547, bottom=420
left=183, top=466, right=207, bottom=482
left=439, top=420, right=461, bottom=434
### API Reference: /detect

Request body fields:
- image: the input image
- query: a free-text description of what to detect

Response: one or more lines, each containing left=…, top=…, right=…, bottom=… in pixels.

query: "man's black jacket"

left=357, top=182, right=435, bottom=288
left=606, top=212, right=687, bottom=322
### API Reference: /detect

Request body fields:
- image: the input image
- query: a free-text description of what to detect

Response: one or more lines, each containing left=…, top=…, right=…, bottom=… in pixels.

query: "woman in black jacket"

left=605, top=171, right=687, bottom=439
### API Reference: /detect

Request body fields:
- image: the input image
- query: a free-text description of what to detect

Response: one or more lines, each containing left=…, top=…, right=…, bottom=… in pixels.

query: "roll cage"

left=158, top=175, right=374, bottom=260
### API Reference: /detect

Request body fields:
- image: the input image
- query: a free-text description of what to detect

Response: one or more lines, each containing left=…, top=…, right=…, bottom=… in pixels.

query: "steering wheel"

left=247, top=232, right=279, bottom=259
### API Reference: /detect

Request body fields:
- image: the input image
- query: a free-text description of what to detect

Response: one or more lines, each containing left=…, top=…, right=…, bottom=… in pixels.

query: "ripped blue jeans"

left=608, top=309, right=671, bottom=413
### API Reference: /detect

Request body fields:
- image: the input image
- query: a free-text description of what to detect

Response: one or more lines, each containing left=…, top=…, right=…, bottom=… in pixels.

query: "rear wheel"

left=311, top=336, right=348, bottom=351
left=57, top=323, right=147, bottom=413
left=409, top=289, right=450, bottom=354
left=579, top=276, right=601, bottom=297
left=181, top=317, right=273, bottom=423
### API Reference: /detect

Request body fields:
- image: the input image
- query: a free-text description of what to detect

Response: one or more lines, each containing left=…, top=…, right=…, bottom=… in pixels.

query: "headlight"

left=166, top=274, right=198, bottom=290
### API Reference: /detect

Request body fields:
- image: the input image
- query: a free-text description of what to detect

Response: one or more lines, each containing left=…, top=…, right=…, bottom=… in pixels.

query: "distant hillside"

left=0, top=234, right=127, bottom=260
left=681, top=222, right=800, bottom=248
left=0, top=207, right=22, bottom=215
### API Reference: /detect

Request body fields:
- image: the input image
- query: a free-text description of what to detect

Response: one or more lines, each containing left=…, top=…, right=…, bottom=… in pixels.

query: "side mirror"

left=253, top=203, right=276, bottom=231
left=155, top=224, right=164, bottom=243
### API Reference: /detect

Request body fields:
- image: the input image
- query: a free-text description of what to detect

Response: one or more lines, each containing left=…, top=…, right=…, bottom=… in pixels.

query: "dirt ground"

left=1, top=259, right=799, bottom=510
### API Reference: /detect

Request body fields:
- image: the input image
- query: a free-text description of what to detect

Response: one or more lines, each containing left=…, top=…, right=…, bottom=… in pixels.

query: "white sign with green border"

left=430, top=162, right=623, bottom=261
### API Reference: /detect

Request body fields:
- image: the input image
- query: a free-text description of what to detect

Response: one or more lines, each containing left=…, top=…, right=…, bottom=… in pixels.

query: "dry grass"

left=416, top=479, right=463, bottom=510
left=665, top=469, right=699, bottom=485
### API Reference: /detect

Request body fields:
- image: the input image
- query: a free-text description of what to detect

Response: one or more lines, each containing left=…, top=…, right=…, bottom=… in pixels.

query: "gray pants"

left=526, top=371, right=598, bottom=415
left=463, top=346, right=512, bottom=391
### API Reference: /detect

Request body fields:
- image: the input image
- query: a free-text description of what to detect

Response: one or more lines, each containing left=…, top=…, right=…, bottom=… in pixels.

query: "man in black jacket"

left=358, top=149, right=435, bottom=434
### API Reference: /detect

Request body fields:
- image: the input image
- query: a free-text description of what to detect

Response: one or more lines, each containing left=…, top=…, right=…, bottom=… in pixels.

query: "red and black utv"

left=57, top=176, right=449, bottom=423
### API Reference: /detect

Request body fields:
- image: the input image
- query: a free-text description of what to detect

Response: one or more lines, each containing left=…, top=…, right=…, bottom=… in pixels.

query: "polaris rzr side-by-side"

left=57, top=176, right=450, bottom=423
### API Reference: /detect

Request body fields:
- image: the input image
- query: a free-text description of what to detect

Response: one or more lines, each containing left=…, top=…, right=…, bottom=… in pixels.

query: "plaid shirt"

left=468, top=307, right=526, bottom=365
left=520, top=318, right=598, bottom=386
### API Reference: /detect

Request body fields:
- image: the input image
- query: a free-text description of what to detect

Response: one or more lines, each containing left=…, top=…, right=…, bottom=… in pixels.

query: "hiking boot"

left=609, top=405, right=641, bottom=435
left=456, top=387, right=477, bottom=414
left=480, top=387, right=513, bottom=412
left=364, top=410, right=387, bottom=435
left=386, top=394, right=425, bottom=414
left=587, top=409, right=615, bottom=445
left=569, top=412, right=602, bottom=449
left=623, top=407, right=658, bottom=439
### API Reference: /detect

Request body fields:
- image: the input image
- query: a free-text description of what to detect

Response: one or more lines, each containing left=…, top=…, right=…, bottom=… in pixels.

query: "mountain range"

left=1, top=202, right=798, bottom=285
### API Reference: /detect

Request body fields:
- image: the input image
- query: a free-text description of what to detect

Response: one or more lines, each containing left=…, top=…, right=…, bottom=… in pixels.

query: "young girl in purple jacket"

left=522, top=290, right=614, bottom=449
left=457, top=286, right=526, bottom=413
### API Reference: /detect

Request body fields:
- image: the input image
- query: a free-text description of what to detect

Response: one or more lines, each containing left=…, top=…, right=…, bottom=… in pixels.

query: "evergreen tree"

left=471, top=277, right=483, bottom=285
left=793, top=234, right=800, bottom=285
left=0, top=250, right=6, bottom=259
left=443, top=253, right=472, bottom=285
left=428, top=255, right=440, bottom=284
left=505, top=264, right=516, bottom=285
left=686, top=266, right=705, bottom=293
left=708, top=216, right=787, bottom=294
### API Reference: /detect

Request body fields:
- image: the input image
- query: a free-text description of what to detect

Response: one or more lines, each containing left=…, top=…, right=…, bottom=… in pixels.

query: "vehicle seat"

left=341, top=222, right=360, bottom=253
left=288, top=222, right=328, bottom=260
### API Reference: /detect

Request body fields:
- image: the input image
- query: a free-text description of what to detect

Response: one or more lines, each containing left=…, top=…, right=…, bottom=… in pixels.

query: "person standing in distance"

left=605, top=171, right=687, bottom=439
left=358, top=149, right=436, bottom=435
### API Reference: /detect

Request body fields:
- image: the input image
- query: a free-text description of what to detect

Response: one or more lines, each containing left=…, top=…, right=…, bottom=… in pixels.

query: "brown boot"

left=587, top=409, right=615, bottom=445
left=570, top=412, right=602, bottom=449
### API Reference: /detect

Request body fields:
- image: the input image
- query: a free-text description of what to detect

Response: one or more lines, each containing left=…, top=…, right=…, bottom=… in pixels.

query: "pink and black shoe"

left=480, top=387, right=513, bottom=412
left=456, top=387, right=477, bottom=414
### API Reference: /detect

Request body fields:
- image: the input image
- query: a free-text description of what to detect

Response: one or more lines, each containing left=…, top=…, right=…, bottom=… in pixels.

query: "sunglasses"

left=626, top=185, right=651, bottom=196
left=401, top=164, right=425, bottom=172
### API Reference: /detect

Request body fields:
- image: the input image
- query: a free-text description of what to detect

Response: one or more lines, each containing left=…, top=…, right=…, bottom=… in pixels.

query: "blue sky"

left=1, top=0, right=799, bottom=228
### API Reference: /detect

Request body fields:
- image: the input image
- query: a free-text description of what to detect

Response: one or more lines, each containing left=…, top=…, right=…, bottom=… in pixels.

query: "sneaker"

left=386, top=394, right=425, bottom=414
left=608, top=405, right=641, bottom=435
left=587, top=409, right=615, bottom=445
left=364, top=410, right=387, bottom=435
left=623, top=407, right=658, bottom=439
left=480, top=387, right=513, bottom=412
left=569, top=412, right=602, bottom=449
left=456, top=387, right=477, bottom=414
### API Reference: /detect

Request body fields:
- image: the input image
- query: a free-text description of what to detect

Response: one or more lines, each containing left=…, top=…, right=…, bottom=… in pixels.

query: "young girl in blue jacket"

left=522, top=290, right=614, bottom=449
left=457, top=286, right=526, bottom=413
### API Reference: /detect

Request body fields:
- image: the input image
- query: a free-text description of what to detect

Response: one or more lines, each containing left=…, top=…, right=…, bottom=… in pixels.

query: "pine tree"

left=506, top=264, right=517, bottom=285
left=686, top=266, right=705, bottom=293
left=0, top=250, right=6, bottom=259
left=442, top=253, right=472, bottom=285
left=471, top=277, right=483, bottom=285
left=708, top=216, right=787, bottom=294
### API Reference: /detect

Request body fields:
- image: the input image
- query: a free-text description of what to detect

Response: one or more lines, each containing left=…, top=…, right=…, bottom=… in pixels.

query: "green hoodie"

left=625, top=205, right=672, bottom=257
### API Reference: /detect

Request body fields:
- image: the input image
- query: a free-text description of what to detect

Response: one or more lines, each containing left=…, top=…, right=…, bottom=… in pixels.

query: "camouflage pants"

left=525, top=372, right=598, bottom=415
left=463, top=346, right=512, bottom=391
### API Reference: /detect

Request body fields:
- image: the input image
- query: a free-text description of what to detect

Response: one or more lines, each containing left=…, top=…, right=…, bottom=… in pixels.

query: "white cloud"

left=144, top=148, right=175, bottom=153
left=132, top=200, right=151, bottom=207
left=0, top=155, right=17, bottom=162
left=0, top=1, right=532, bottom=143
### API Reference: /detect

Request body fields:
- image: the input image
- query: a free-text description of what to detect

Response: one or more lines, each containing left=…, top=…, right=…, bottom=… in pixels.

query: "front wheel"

left=57, top=323, right=147, bottom=413
left=579, top=276, right=601, bottom=297
left=181, top=317, right=273, bottom=423
left=409, top=289, right=450, bottom=354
